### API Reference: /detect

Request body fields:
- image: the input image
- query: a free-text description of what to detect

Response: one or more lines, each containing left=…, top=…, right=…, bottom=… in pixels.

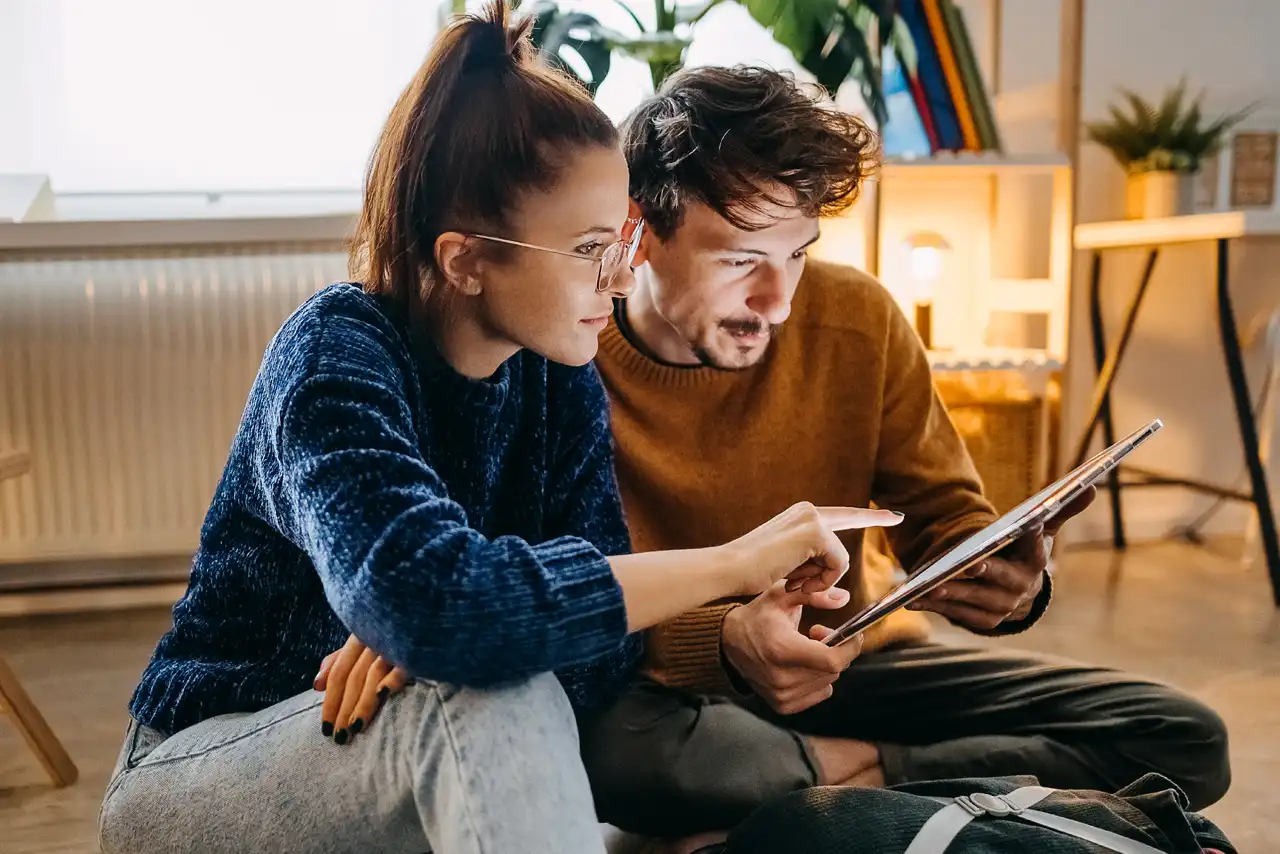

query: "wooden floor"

left=2, top=539, right=1279, bottom=852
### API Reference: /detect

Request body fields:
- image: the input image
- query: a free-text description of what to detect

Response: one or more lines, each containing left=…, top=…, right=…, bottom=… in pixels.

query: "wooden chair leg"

left=0, top=654, right=78, bottom=787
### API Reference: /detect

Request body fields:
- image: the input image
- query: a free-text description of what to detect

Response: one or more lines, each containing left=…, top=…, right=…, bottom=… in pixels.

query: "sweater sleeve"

left=274, top=364, right=630, bottom=687
left=871, top=301, right=999, bottom=573
left=643, top=602, right=748, bottom=698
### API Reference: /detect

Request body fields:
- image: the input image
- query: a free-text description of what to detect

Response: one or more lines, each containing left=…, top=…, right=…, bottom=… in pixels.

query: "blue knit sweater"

left=130, top=284, right=640, bottom=735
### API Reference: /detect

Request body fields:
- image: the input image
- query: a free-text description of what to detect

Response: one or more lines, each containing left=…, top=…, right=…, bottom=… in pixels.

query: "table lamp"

left=903, top=230, right=951, bottom=350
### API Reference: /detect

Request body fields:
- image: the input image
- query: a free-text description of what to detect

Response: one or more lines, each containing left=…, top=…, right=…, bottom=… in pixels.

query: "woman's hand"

left=724, top=502, right=905, bottom=597
left=314, top=634, right=410, bottom=744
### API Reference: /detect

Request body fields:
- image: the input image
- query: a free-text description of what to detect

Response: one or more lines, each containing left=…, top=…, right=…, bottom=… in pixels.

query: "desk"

left=1074, top=212, right=1280, bottom=605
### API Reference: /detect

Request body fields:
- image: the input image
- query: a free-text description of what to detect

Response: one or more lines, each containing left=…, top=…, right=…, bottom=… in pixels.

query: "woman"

left=97, top=4, right=899, bottom=853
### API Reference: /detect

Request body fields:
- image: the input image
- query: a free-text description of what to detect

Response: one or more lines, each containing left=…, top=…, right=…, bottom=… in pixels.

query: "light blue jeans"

left=98, top=673, right=609, bottom=853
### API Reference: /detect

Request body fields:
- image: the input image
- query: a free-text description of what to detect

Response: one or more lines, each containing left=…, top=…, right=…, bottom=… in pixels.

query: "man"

left=582, top=66, right=1230, bottom=843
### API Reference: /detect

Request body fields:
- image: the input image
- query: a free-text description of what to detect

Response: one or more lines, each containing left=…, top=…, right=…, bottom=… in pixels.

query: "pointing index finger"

left=818, top=507, right=905, bottom=531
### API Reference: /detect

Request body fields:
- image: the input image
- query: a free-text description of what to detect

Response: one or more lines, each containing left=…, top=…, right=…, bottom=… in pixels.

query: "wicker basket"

left=934, top=371, right=1055, bottom=514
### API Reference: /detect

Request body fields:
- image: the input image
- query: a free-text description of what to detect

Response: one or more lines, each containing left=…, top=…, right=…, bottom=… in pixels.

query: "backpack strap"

left=905, top=787, right=1055, bottom=854
left=904, top=787, right=1167, bottom=854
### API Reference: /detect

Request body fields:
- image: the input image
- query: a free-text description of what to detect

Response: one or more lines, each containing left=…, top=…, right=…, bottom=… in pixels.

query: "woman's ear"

left=434, top=232, right=485, bottom=296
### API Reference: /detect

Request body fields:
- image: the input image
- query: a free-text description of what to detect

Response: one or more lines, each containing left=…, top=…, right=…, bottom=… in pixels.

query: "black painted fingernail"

left=334, top=728, right=348, bottom=745
left=349, top=718, right=364, bottom=735
left=321, top=721, right=333, bottom=738
left=891, top=511, right=905, bottom=517
left=377, top=686, right=390, bottom=710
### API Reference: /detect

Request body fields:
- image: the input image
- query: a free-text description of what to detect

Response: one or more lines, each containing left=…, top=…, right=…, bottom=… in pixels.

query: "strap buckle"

left=955, top=792, right=1025, bottom=818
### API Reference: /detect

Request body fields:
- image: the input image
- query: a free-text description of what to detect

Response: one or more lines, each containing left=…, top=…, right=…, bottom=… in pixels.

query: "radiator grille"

left=0, top=245, right=347, bottom=569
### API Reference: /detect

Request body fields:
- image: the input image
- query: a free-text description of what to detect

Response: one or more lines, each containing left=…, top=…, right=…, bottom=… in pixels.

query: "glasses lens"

left=624, top=219, right=644, bottom=265
left=597, top=241, right=626, bottom=293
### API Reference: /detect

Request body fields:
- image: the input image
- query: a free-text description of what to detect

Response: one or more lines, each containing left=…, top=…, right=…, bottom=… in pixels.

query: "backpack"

left=719, top=774, right=1236, bottom=854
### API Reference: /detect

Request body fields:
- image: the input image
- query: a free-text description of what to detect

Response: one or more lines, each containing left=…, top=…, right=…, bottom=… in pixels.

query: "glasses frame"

left=465, top=216, right=645, bottom=293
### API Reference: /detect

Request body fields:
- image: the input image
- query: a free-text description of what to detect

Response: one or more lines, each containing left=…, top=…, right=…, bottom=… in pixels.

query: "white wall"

left=995, top=0, right=1280, bottom=545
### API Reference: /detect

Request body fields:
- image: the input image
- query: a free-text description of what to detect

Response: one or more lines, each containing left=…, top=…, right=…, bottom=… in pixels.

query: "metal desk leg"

left=1072, top=247, right=1161, bottom=549
left=1089, top=252, right=1125, bottom=548
left=1215, top=238, right=1280, bottom=605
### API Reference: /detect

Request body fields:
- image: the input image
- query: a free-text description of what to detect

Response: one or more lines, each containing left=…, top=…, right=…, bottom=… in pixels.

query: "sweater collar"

left=599, top=301, right=754, bottom=390
left=406, top=323, right=512, bottom=410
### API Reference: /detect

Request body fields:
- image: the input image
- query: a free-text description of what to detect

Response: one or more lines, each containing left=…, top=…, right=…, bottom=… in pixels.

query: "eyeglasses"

left=465, top=217, right=645, bottom=294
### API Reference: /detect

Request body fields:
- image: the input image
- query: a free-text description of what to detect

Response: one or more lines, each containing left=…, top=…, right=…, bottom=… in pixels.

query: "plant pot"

left=1126, top=171, right=1196, bottom=219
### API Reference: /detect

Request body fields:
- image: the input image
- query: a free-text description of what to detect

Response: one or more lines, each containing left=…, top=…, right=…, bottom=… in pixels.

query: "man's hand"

left=909, top=486, right=1097, bottom=631
left=722, top=581, right=865, bottom=715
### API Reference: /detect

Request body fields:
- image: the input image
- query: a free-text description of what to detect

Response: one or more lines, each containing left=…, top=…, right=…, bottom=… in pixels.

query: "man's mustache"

left=720, top=317, right=782, bottom=336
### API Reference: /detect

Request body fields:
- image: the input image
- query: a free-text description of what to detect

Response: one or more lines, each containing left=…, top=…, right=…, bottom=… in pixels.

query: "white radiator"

left=0, top=245, right=348, bottom=569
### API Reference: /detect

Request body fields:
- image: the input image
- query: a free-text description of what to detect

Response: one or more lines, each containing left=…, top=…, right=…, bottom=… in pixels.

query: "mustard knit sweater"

left=595, top=260, right=1001, bottom=696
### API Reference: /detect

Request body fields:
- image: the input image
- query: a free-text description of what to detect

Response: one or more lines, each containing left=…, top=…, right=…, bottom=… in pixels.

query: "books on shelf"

left=887, top=0, right=1001, bottom=155
left=881, top=46, right=934, bottom=158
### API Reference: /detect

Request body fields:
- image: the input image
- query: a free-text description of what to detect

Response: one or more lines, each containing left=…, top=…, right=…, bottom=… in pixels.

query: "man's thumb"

left=775, top=585, right=850, bottom=610
left=807, top=624, right=835, bottom=643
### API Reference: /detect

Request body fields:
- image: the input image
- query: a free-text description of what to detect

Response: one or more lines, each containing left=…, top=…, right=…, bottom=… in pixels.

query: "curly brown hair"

left=621, top=66, right=880, bottom=239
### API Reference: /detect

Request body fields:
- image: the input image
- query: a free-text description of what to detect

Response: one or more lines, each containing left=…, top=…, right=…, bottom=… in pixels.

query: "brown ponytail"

left=350, top=0, right=617, bottom=314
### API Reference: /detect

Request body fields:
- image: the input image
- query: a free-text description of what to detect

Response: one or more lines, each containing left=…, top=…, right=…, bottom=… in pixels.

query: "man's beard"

left=692, top=317, right=783, bottom=371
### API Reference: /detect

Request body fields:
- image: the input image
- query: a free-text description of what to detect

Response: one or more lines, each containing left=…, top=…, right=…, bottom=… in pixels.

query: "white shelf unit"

left=813, top=153, right=1074, bottom=362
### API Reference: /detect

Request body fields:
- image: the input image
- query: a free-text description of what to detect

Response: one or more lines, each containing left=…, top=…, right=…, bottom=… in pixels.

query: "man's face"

left=639, top=197, right=819, bottom=370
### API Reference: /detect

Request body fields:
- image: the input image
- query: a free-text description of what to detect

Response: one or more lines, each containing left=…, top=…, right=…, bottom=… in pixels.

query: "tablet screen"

left=822, top=418, right=1163, bottom=647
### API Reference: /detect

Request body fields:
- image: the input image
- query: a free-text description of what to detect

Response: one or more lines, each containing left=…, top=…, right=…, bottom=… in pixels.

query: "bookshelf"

left=811, top=0, right=1082, bottom=503
left=811, top=0, right=1078, bottom=361
left=881, top=153, right=1070, bottom=175
left=813, top=153, right=1074, bottom=361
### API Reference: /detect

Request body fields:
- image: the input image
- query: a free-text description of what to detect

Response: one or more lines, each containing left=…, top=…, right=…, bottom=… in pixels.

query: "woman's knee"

left=390, top=670, right=583, bottom=782
left=420, top=671, right=577, bottom=734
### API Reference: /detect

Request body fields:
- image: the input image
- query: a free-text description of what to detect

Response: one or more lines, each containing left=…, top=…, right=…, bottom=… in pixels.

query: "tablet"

left=822, top=418, right=1164, bottom=648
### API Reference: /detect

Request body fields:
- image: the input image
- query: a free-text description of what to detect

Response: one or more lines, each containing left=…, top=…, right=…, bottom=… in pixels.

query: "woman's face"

left=475, top=144, right=634, bottom=367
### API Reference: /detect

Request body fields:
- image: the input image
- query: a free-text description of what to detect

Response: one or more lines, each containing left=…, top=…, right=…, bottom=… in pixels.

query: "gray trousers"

left=99, top=673, right=607, bottom=854
left=582, top=643, right=1232, bottom=837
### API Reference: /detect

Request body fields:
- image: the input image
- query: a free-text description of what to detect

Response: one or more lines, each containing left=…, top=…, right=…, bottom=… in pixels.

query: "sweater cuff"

left=975, top=569, right=1054, bottom=636
left=535, top=537, right=632, bottom=657
left=643, top=603, right=749, bottom=698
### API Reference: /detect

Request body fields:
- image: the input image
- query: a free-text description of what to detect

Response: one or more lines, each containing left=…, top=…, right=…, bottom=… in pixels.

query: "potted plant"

left=1085, top=80, right=1253, bottom=219
left=522, top=0, right=898, bottom=125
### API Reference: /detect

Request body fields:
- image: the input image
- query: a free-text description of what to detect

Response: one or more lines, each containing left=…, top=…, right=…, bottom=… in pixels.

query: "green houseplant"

left=1085, top=80, right=1253, bottom=219
left=523, top=0, right=898, bottom=125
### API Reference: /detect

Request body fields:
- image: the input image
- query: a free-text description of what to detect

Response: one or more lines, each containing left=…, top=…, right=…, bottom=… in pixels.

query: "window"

left=1, top=0, right=445, bottom=193
left=0, top=0, right=844, bottom=197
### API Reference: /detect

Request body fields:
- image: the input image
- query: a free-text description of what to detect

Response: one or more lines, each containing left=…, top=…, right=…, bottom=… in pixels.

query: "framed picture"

left=1228, top=130, right=1278, bottom=208
left=1200, top=113, right=1280, bottom=213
